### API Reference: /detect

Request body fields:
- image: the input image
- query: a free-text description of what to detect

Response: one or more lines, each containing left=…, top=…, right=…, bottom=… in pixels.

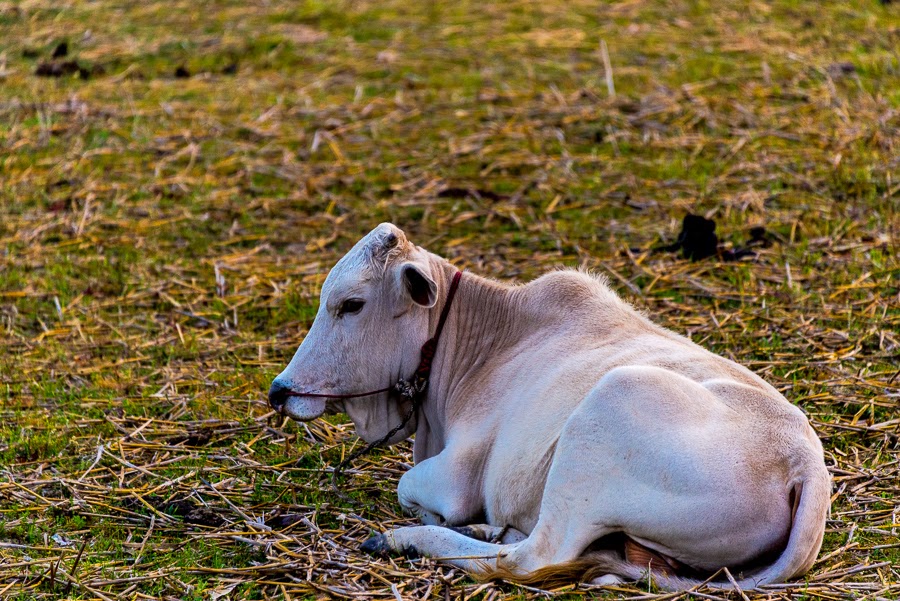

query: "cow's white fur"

left=273, top=223, right=831, bottom=590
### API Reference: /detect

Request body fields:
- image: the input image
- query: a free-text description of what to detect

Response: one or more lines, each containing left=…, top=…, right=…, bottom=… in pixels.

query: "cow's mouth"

left=282, top=396, right=327, bottom=421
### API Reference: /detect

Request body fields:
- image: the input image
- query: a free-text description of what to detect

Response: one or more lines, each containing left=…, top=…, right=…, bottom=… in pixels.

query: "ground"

left=1, top=0, right=899, bottom=599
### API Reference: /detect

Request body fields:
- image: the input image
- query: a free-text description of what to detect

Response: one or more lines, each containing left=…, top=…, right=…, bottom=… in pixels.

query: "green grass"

left=1, top=0, right=899, bottom=599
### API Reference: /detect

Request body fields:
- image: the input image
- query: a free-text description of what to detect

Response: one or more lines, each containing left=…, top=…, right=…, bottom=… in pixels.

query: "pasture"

left=1, top=0, right=898, bottom=599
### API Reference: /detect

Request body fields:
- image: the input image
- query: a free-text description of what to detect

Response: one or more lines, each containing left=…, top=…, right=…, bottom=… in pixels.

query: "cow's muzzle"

left=268, top=379, right=291, bottom=412
left=267, top=378, right=328, bottom=421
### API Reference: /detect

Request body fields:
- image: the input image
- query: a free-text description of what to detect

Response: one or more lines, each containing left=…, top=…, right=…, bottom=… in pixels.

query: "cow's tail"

left=488, top=468, right=831, bottom=592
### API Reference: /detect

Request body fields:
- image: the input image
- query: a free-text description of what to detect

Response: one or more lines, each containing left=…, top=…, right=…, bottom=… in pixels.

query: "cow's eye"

left=338, top=299, right=365, bottom=316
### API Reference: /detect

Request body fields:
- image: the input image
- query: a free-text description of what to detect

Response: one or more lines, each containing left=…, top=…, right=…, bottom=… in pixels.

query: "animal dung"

left=52, top=41, right=69, bottom=58
left=656, top=213, right=770, bottom=261
left=677, top=214, right=719, bottom=260
left=655, top=213, right=718, bottom=261
left=35, top=59, right=91, bottom=79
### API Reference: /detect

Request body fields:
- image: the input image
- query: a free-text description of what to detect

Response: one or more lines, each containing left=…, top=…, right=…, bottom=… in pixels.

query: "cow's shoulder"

left=523, top=269, right=631, bottom=314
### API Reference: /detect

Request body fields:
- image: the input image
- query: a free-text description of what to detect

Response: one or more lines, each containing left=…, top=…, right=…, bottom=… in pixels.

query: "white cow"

left=269, top=223, right=831, bottom=590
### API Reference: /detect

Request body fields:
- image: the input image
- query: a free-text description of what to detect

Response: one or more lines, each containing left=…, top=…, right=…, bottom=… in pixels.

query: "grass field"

left=1, top=0, right=899, bottom=599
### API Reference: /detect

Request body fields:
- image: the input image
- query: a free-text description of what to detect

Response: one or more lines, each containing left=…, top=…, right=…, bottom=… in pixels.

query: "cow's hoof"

left=361, top=534, right=391, bottom=557
left=361, top=534, right=421, bottom=560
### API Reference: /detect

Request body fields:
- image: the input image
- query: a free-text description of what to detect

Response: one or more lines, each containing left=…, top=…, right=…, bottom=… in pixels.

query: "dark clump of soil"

left=36, top=60, right=81, bottom=78
left=827, top=62, right=857, bottom=78
left=180, top=429, right=213, bottom=447
left=657, top=213, right=719, bottom=260
left=265, top=512, right=306, bottom=528
left=136, top=495, right=227, bottom=527
left=679, top=213, right=719, bottom=260
left=165, top=427, right=214, bottom=447
left=655, top=213, right=773, bottom=262
left=183, top=507, right=226, bottom=527
left=52, top=41, right=69, bottom=58
left=437, top=186, right=508, bottom=202
left=35, top=60, right=100, bottom=79
left=46, top=197, right=75, bottom=213
left=174, top=66, right=191, bottom=78
left=747, top=226, right=772, bottom=248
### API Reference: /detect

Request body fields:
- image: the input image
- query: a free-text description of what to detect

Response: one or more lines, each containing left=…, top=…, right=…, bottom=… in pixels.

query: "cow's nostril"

left=268, top=379, right=291, bottom=412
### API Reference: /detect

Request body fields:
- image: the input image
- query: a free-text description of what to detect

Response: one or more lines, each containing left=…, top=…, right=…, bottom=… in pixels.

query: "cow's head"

left=268, top=223, right=439, bottom=443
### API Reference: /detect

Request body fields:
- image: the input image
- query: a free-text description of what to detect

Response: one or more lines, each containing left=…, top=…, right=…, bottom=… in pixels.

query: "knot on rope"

left=394, top=377, right=427, bottom=400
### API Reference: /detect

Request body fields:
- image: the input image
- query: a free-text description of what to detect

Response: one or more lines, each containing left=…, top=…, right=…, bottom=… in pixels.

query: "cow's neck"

left=413, top=257, right=522, bottom=463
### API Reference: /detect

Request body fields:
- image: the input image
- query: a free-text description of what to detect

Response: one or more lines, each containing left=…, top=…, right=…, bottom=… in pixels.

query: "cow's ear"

left=402, top=263, right=437, bottom=308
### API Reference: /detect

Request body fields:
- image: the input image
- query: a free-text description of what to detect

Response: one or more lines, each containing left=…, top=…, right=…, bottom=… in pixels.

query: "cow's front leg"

left=397, top=448, right=481, bottom=526
left=450, top=524, right=528, bottom=544
left=361, top=525, right=511, bottom=572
